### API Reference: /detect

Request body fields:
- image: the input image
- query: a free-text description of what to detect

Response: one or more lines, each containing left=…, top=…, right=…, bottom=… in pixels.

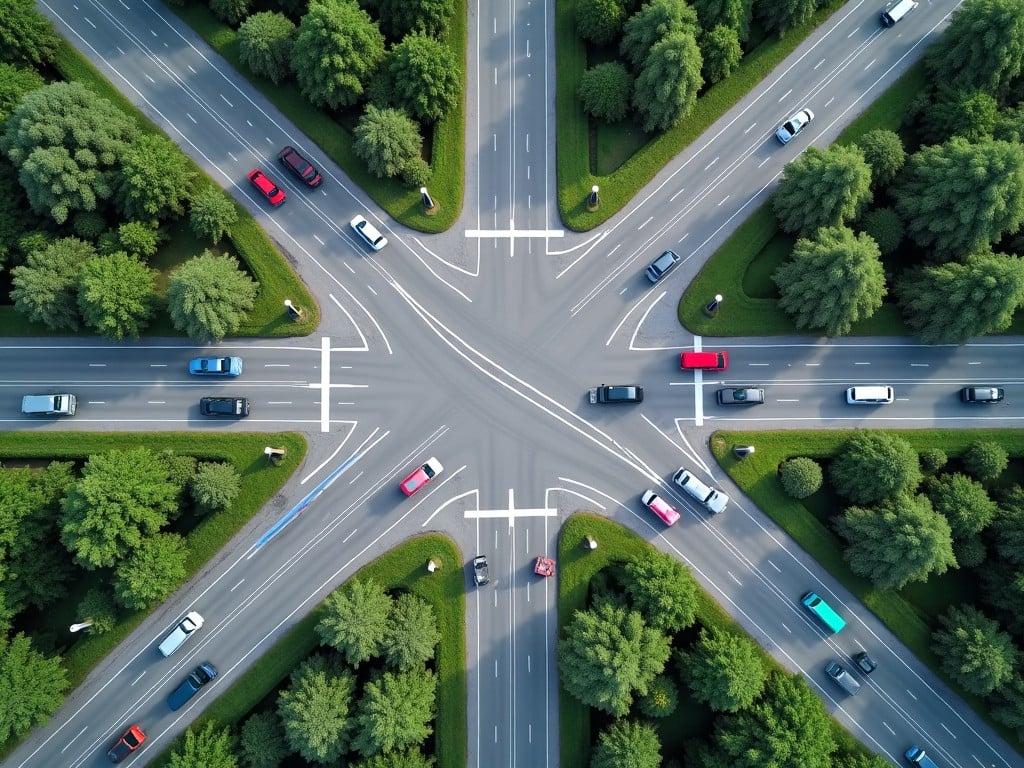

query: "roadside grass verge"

left=171, top=3, right=465, bottom=234
left=557, top=0, right=848, bottom=231
left=148, top=534, right=466, bottom=768
left=710, top=428, right=1024, bottom=751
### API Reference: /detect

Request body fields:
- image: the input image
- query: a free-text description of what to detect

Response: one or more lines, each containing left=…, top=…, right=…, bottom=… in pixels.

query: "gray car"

left=645, top=250, right=680, bottom=283
left=716, top=387, right=765, bottom=405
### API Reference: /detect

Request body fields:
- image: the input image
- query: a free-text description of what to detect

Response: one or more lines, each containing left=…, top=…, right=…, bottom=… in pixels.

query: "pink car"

left=400, top=457, right=444, bottom=496
left=641, top=490, right=680, bottom=526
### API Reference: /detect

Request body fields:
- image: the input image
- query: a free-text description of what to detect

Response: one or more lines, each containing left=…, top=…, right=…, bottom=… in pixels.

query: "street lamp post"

left=420, top=187, right=438, bottom=215
left=704, top=293, right=723, bottom=316
left=284, top=299, right=304, bottom=322
left=587, top=185, right=600, bottom=211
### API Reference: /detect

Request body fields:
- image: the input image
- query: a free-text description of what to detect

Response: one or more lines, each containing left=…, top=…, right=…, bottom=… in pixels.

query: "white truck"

left=158, top=611, right=205, bottom=657
left=22, top=394, right=77, bottom=416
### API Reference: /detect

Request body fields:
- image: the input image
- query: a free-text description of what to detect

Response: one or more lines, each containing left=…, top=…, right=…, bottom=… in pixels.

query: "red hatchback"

left=400, top=457, right=444, bottom=496
left=680, top=350, right=729, bottom=371
left=248, top=168, right=286, bottom=206
left=641, top=490, right=680, bottom=526
left=107, top=724, right=145, bottom=763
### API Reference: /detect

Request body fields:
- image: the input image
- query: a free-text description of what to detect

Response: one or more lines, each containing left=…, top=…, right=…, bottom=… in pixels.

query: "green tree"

left=920, top=447, right=948, bottom=475
left=376, top=0, right=453, bottom=38
left=0, top=0, right=60, bottom=68
left=113, top=533, right=188, bottom=610
left=77, top=252, right=157, bottom=341
left=773, top=226, right=886, bottom=337
left=0, top=633, right=68, bottom=743
left=633, top=31, right=703, bottom=133
left=859, top=207, right=902, bottom=255
left=990, top=674, right=1024, bottom=739
left=292, top=0, right=385, bottom=110
left=700, top=25, right=742, bottom=84
left=963, top=439, right=1009, bottom=481
left=317, top=579, right=392, bottom=666
left=0, top=62, right=45, bottom=124
left=932, top=604, right=1017, bottom=695
left=353, top=105, right=424, bottom=180
left=834, top=755, right=894, bottom=768
left=60, top=448, right=176, bottom=570
left=10, top=237, right=91, bottom=331
left=919, top=86, right=997, bottom=146
left=691, top=0, right=750, bottom=39
left=620, top=0, right=698, bottom=70
left=169, top=720, right=238, bottom=768
left=894, top=137, right=1024, bottom=260
left=578, top=62, right=633, bottom=123
left=76, top=588, right=118, bottom=635
left=167, top=251, right=258, bottom=342
left=575, top=0, right=626, bottom=46
left=992, top=488, right=1024, bottom=564
left=188, top=186, right=239, bottom=243
left=638, top=674, right=678, bottom=718
left=72, top=210, right=107, bottom=241
left=382, top=34, right=460, bottom=124
left=112, top=221, right=161, bottom=259
left=239, top=712, right=287, bottom=768
left=162, top=450, right=198, bottom=515
left=836, top=493, right=956, bottom=590
left=558, top=602, right=671, bottom=716
left=238, top=12, right=296, bottom=85
left=351, top=667, right=436, bottom=757
left=277, top=654, right=356, bottom=764
left=210, top=0, right=251, bottom=26
left=351, top=748, right=436, bottom=768
left=779, top=457, right=823, bottom=498
left=701, top=671, right=836, bottom=768
left=1, top=81, right=139, bottom=223
left=677, top=627, right=766, bottom=712
left=830, top=431, right=922, bottom=505
left=926, top=473, right=998, bottom=538
left=774, top=146, right=873, bottom=235
left=590, top=719, right=661, bottom=768
left=116, top=134, right=197, bottom=224
left=622, top=551, right=699, bottom=632
left=0, top=157, right=32, bottom=268
left=190, top=461, right=242, bottom=514
left=925, top=0, right=1024, bottom=98
left=855, top=129, right=905, bottom=188
left=383, top=593, right=440, bottom=670
left=755, top=0, right=817, bottom=36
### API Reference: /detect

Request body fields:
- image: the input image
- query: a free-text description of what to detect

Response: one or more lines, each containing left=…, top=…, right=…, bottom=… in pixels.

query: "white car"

left=350, top=214, right=388, bottom=251
left=158, top=611, right=204, bottom=657
left=775, top=108, right=814, bottom=144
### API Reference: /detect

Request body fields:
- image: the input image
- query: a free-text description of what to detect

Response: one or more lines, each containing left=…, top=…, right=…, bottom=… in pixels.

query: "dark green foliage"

left=590, top=719, right=662, bottom=768
left=691, top=0, right=751, bottom=40
left=188, top=186, right=239, bottom=244
left=11, top=236, right=92, bottom=331
left=990, top=674, right=1024, bottom=738
left=239, top=711, right=288, bottom=768
left=932, top=604, right=1017, bottom=695
left=700, top=25, right=742, bottom=84
left=833, top=754, right=895, bottom=768
left=0, top=62, right=45, bottom=124
left=774, top=146, right=873, bottom=235
left=622, top=551, right=699, bottom=631
left=375, top=0, right=453, bottom=39
left=0, top=157, right=31, bottom=268
left=0, top=632, right=68, bottom=743
left=575, top=0, right=626, bottom=47
left=918, top=85, right=997, bottom=146
left=161, top=450, right=198, bottom=516
left=858, top=208, right=902, bottom=256
left=836, top=493, right=956, bottom=590
left=168, top=720, right=238, bottom=768
left=114, top=532, right=188, bottom=610
left=919, top=448, right=948, bottom=475
left=633, top=31, right=703, bottom=133
left=954, top=536, right=987, bottom=569
left=353, top=105, right=424, bottom=180
left=190, top=461, right=242, bottom=514
left=963, top=439, right=1009, bottom=481
left=383, top=593, right=440, bottom=670
left=995, top=104, right=1024, bottom=143
left=981, top=558, right=1024, bottom=636
left=238, top=12, right=296, bottom=85
left=76, top=588, right=118, bottom=635
left=350, top=667, right=436, bottom=757
left=577, top=62, right=633, bottom=123
left=166, top=250, right=257, bottom=342
left=210, top=0, right=251, bottom=27
left=926, top=472, right=998, bottom=538
left=620, top=0, right=698, bottom=70
left=677, top=627, right=766, bottom=712
left=77, top=252, right=157, bottom=341
left=755, top=0, right=817, bottom=37
left=277, top=653, right=356, bottom=763
left=317, top=579, right=392, bottom=666
left=0, top=0, right=60, bottom=68
left=382, top=33, right=460, bottom=124
left=854, top=129, right=905, bottom=188
left=113, top=221, right=161, bottom=259
left=830, top=431, right=923, bottom=505
left=779, top=457, right=823, bottom=498
left=992, top=488, right=1024, bottom=564
left=351, top=748, right=436, bottom=768
left=71, top=211, right=108, bottom=240
left=117, top=134, right=197, bottom=224
left=638, top=674, right=678, bottom=718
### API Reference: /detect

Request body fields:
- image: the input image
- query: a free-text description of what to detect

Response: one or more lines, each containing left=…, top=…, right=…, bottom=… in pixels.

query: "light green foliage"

left=854, top=129, right=905, bottom=188
left=277, top=654, right=356, bottom=763
left=919, top=448, right=948, bottom=475
left=353, top=104, right=424, bottom=180
left=0, top=62, right=45, bottom=123
left=677, top=627, right=766, bottom=712
left=116, top=134, right=197, bottom=224
left=238, top=12, right=296, bottom=85
left=926, top=472, right=998, bottom=538
left=577, top=62, right=633, bottom=123
left=575, top=0, right=626, bottom=46
left=113, top=221, right=160, bottom=258
left=383, top=593, right=440, bottom=670
left=774, top=145, right=873, bottom=235
left=691, top=0, right=751, bottom=39
left=188, top=186, right=238, bottom=243
left=0, top=0, right=60, bottom=68
left=932, top=604, right=1017, bottom=695
left=190, top=461, right=242, bottom=514
left=963, top=439, right=1009, bottom=481
left=0, top=632, right=68, bottom=743
left=773, top=226, right=886, bottom=337
left=350, top=667, right=436, bottom=757
left=779, top=457, right=823, bottom=499
left=623, top=550, right=699, bottom=632
left=382, top=33, right=461, bottom=124
left=77, top=252, right=157, bottom=341
left=76, top=588, right=118, bottom=635
left=113, top=532, right=188, bottom=610
left=918, top=85, right=997, bottom=145
left=166, top=250, right=257, bottom=342
left=10, top=236, right=90, bottom=330
left=830, top=431, right=922, bottom=505
left=317, top=579, right=392, bottom=666
left=351, top=747, right=436, bottom=768
left=620, top=0, right=698, bottom=70
left=590, top=719, right=662, bottom=768
left=169, top=720, right=238, bottom=768
left=633, top=31, right=703, bottom=133
left=700, top=25, right=741, bottom=84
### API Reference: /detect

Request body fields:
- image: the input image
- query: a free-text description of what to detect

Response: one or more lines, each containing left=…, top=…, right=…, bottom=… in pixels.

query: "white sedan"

left=775, top=108, right=814, bottom=144
left=350, top=214, right=388, bottom=251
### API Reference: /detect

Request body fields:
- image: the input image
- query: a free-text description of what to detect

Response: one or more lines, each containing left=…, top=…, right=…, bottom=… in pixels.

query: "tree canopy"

left=166, top=251, right=258, bottom=342
left=382, top=593, right=439, bottom=670
left=113, top=532, right=188, bottom=610
left=168, top=721, right=238, bottom=768
left=382, top=33, right=461, bottom=124
left=277, top=654, right=357, bottom=763
left=620, top=0, right=698, bottom=71
left=577, top=62, right=633, bottom=123
left=350, top=667, right=436, bottom=757
left=353, top=105, right=424, bottom=180
left=829, top=431, right=922, bottom=505
left=632, top=31, right=703, bottom=133
left=622, top=551, right=699, bottom=632
left=926, top=472, right=998, bottom=538
left=116, top=134, right=196, bottom=224
left=77, top=252, right=157, bottom=341
left=238, top=12, right=296, bottom=85
left=677, top=627, right=767, bottom=712
left=575, top=0, right=626, bottom=47
left=376, top=0, right=453, bottom=39
left=932, top=604, right=1017, bottom=695
left=0, top=632, right=68, bottom=743
left=0, top=0, right=60, bottom=68
left=317, top=579, right=392, bottom=666
left=10, top=236, right=91, bottom=331
left=590, top=720, right=661, bottom=768
left=773, top=145, right=872, bottom=235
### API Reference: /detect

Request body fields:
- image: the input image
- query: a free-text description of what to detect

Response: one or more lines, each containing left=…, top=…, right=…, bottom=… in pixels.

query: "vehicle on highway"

left=904, top=745, right=939, bottom=768
left=167, top=662, right=218, bottom=710
left=158, top=611, right=205, bottom=656
left=350, top=214, right=388, bottom=251
left=199, top=396, right=250, bottom=417
left=107, top=724, right=145, bottom=763
left=881, top=0, right=918, bottom=27
left=188, top=356, right=242, bottom=377
left=247, top=168, right=286, bottom=206
left=672, top=468, right=729, bottom=514
left=845, top=385, right=894, bottom=405
left=278, top=145, right=322, bottom=187
left=961, top=386, right=1004, bottom=403
left=824, top=660, right=862, bottom=695
left=472, top=555, right=490, bottom=586
left=800, top=591, right=846, bottom=633
left=644, top=250, right=680, bottom=283
left=534, top=555, right=555, bottom=577
left=400, top=457, right=443, bottom=496
left=21, top=393, right=76, bottom=416
left=716, top=387, right=764, bottom=405
left=589, top=384, right=644, bottom=404
left=681, top=351, right=729, bottom=371
left=641, top=489, right=680, bottom=526
left=853, top=650, right=877, bottom=674
left=775, top=108, right=814, bottom=144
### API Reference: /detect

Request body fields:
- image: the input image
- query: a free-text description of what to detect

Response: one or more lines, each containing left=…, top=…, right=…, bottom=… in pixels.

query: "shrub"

left=779, top=457, right=823, bottom=499
left=962, top=440, right=1009, bottom=481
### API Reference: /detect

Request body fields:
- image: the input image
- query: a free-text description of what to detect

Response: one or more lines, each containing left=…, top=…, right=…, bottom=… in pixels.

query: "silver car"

left=775, top=108, right=814, bottom=144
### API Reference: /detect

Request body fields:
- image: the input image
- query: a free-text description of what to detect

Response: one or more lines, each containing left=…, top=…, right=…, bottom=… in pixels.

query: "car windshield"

left=607, top=387, right=633, bottom=400
left=732, top=390, right=747, bottom=401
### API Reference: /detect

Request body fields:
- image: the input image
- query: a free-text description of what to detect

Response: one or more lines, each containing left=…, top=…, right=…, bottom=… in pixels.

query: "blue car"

left=188, top=356, right=243, bottom=377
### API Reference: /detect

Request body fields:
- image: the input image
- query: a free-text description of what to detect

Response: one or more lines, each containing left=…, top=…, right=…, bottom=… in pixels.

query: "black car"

left=961, top=386, right=1004, bottom=404
left=853, top=650, right=877, bottom=674
left=589, top=385, right=644, bottom=404
left=167, top=662, right=218, bottom=710
left=472, top=555, right=490, bottom=587
left=278, top=145, right=322, bottom=187
left=199, top=396, right=250, bottom=417
left=717, top=387, right=765, bottom=405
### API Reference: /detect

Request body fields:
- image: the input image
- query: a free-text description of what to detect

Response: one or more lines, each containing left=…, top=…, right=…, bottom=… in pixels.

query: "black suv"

left=199, top=397, right=250, bottom=418
left=278, top=145, right=322, bottom=187
left=472, top=555, right=490, bottom=587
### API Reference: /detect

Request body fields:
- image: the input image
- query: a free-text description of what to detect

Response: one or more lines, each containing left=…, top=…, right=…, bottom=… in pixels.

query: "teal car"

left=189, top=356, right=243, bottom=377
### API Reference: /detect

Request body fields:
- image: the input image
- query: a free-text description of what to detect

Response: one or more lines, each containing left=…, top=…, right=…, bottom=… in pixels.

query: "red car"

left=680, top=350, right=729, bottom=371
left=248, top=168, right=286, bottom=206
left=400, top=457, right=444, bottom=496
left=107, top=724, right=145, bottom=763
left=641, top=489, right=680, bottom=526
left=534, top=555, right=556, bottom=577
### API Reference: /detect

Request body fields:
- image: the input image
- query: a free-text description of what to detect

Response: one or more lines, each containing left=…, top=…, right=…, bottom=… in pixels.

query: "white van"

left=846, top=386, right=894, bottom=405
left=880, top=0, right=918, bottom=27
left=158, top=611, right=204, bottom=657
left=672, top=468, right=729, bottom=514
left=22, top=394, right=77, bottom=416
